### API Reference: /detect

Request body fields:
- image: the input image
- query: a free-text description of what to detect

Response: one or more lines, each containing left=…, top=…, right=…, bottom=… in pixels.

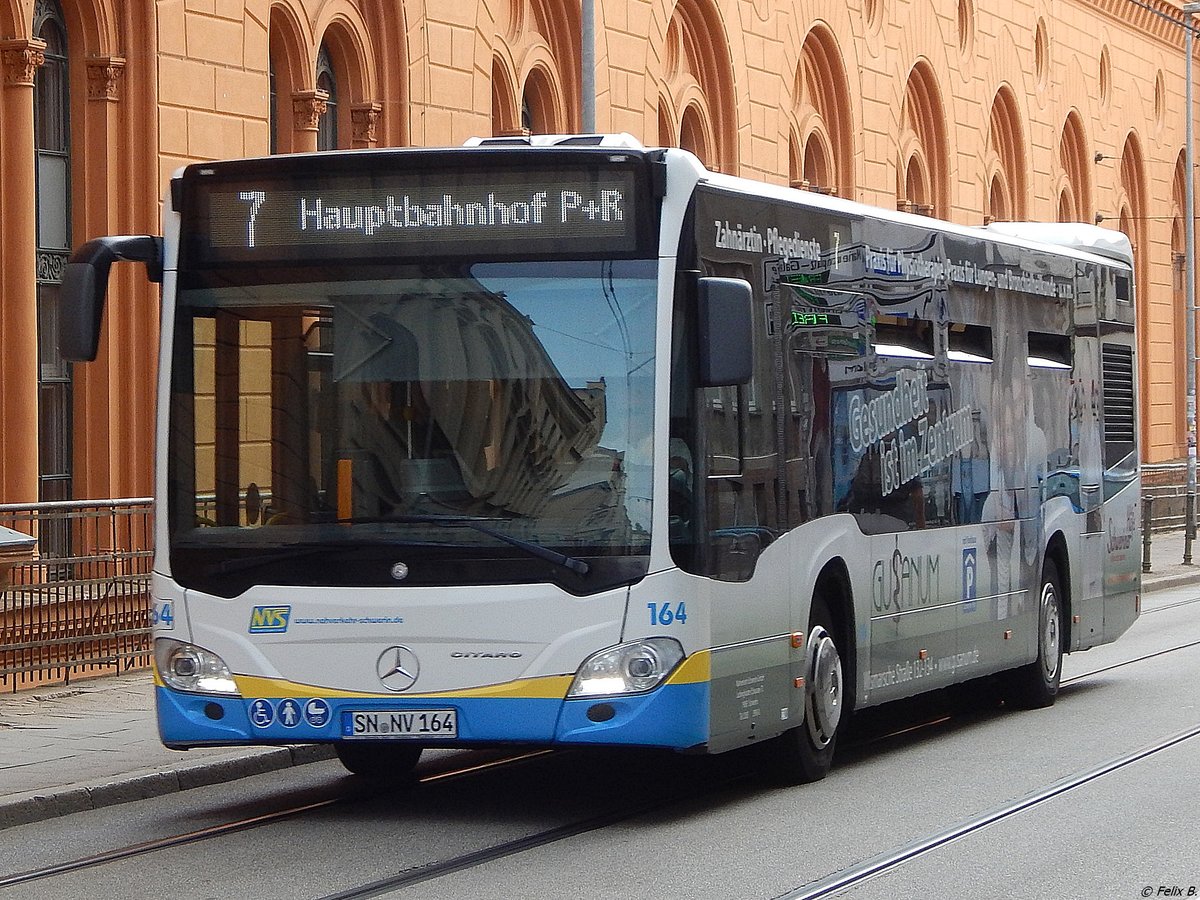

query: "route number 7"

left=239, top=190, right=267, bottom=248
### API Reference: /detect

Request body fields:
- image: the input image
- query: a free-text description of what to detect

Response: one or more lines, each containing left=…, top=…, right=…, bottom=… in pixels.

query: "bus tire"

left=766, top=596, right=845, bottom=784
left=334, top=742, right=423, bottom=780
left=1009, top=557, right=1064, bottom=709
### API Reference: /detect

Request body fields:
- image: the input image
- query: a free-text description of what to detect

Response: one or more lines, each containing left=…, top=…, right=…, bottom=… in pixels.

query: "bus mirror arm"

left=59, top=235, right=163, bottom=363
left=697, top=276, right=753, bottom=387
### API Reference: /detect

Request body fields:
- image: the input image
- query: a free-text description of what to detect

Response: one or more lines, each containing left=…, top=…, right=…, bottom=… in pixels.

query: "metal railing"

left=1142, top=462, right=1189, bottom=532
left=0, top=498, right=154, bottom=692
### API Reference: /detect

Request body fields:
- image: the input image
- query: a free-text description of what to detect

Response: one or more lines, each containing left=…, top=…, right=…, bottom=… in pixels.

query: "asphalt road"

left=3, top=583, right=1198, bottom=900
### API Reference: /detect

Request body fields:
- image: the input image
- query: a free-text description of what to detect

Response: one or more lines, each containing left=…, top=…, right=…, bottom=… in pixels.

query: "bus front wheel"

left=335, top=742, right=423, bottom=780
left=766, top=596, right=844, bottom=784
left=1008, top=557, right=1064, bottom=709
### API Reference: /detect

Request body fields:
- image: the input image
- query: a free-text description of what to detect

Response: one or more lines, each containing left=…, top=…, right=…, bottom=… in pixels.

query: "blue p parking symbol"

left=962, top=547, right=978, bottom=610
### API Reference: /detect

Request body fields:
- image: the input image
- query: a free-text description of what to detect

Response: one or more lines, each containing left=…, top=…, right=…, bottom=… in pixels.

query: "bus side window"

left=704, top=384, right=742, bottom=476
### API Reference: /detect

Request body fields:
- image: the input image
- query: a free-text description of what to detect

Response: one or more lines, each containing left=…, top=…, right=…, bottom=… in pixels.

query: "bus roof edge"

left=983, top=221, right=1134, bottom=267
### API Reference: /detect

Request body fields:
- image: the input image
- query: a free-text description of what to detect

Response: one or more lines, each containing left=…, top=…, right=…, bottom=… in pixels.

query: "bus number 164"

left=648, top=602, right=688, bottom=626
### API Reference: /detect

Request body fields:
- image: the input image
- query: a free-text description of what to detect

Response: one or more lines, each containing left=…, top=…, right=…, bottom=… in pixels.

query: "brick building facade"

left=0, top=0, right=1193, bottom=504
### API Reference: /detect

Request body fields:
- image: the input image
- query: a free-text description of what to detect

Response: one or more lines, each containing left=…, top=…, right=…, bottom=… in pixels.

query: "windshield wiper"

left=338, top=513, right=591, bottom=577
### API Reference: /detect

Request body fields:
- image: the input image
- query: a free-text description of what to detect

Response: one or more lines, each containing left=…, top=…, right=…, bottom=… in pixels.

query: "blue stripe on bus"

left=155, top=681, right=709, bottom=750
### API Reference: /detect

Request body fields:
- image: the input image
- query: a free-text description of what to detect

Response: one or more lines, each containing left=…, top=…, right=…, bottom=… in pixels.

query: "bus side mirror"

left=697, top=276, right=753, bottom=387
left=60, top=235, right=163, bottom=362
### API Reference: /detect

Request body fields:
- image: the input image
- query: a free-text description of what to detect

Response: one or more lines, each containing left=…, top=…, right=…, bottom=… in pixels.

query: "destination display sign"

left=182, top=161, right=644, bottom=264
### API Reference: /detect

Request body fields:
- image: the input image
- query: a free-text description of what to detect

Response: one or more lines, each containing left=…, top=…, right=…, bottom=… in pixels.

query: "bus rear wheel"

left=1008, top=558, right=1064, bottom=709
left=335, top=742, right=423, bottom=780
left=766, top=596, right=844, bottom=784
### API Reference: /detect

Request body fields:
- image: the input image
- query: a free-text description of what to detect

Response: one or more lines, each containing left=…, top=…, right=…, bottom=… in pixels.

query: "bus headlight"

left=154, top=638, right=239, bottom=696
left=567, top=638, right=685, bottom=698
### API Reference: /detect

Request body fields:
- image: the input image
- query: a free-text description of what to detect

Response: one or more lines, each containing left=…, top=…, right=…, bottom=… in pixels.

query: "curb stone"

left=0, top=744, right=336, bottom=831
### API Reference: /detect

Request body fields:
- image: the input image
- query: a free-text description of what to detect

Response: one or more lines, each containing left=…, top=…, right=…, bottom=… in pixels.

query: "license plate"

left=342, top=709, right=458, bottom=739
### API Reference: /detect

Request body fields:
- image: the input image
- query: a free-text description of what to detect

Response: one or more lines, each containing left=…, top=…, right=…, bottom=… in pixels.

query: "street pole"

left=581, top=0, right=595, bottom=133
left=1185, top=4, right=1198, bottom=564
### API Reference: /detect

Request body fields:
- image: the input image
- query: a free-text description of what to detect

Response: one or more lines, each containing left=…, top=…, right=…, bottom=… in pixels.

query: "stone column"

left=351, top=102, right=382, bottom=149
left=291, top=89, right=327, bottom=153
left=0, top=40, right=46, bottom=503
left=80, top=56, right=129, bottom=500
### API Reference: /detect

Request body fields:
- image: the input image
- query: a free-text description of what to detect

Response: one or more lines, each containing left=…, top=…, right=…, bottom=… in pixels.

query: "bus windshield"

left=168, top=259, right=657, bottom=596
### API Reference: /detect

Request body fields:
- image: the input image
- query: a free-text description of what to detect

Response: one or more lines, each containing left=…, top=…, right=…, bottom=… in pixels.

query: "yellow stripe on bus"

left=665, top=649, right=711, bottom=685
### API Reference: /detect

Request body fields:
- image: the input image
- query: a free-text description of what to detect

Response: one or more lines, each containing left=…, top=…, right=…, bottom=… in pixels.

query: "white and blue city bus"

left=60, top=134, right=1140, bottom=782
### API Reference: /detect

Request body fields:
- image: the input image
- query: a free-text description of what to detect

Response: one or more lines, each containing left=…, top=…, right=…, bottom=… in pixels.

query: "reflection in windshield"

left=169, top=260, right=657, bottom=587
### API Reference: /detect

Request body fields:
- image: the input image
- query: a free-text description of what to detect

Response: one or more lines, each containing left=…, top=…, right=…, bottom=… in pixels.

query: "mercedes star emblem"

left=376, top=645, right=420, bottom=692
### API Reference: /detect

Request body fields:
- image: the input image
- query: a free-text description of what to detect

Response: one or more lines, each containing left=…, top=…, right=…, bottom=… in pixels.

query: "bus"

left=60, top=134, right=1140, bottom=783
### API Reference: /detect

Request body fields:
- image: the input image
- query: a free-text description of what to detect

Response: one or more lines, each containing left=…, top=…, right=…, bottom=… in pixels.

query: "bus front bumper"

left=155, top=680, right=709, bottom=751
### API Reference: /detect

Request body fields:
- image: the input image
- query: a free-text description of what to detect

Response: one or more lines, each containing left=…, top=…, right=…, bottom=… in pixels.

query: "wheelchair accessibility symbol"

left=249, top=698, right=275, bottom=728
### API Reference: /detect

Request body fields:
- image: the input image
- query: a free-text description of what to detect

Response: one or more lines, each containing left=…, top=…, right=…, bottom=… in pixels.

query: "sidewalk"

left=2, top=528, right=1199, bottom=830
left=0, top=674, right=335, bottom=829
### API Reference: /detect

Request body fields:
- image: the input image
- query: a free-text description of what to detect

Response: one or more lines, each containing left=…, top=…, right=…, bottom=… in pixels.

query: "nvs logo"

left=249, top=606, right=291, bottom=633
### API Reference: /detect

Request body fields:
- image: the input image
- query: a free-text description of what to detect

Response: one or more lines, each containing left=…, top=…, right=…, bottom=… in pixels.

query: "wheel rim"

left=1039, top=580, right=1062, bottom=683
left=805, top=625, right=843, bottom=750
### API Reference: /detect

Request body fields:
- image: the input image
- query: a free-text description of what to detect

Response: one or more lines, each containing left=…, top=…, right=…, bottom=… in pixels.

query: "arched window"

left=988, top=173, right=1010, bottom=223
left=34, top=0, right=73, bottom=507
left=804, top=140, right=826, bottom=190
left=900, top=154, right=932, bottom=215
left=521, top=67, right=560, bottom=135
left=520, top=95, right=533, bottom=134
left=897, top=62, right=947, bottom=217
left=791, top=25, right=853, bottom=197
left=1058, top=112, right=1090, bottom=222
left=679, top=104, right=712, bottom=167
left=316, top=44, right=337, bottom=151
left=657, top=0, right=737, bottom=172
left=796, top=130, right=834, bottom=194
left=987, top=88, right=1027, bottom=221
left=1057, top=190, right=1074, bottom=223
